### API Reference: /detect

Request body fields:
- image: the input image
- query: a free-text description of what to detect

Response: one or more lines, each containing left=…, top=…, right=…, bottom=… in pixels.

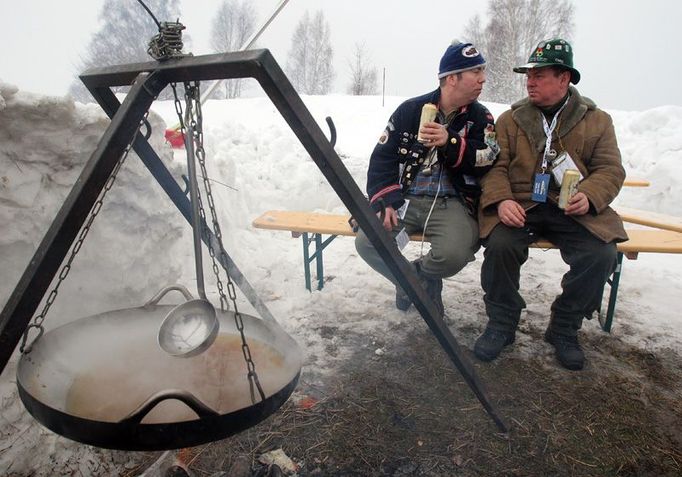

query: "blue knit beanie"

left=438, top=40, right=485, bottom=79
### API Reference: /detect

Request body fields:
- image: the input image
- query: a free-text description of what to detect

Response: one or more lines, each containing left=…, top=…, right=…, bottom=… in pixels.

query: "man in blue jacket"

left=355, top=40, right=499, bottom=316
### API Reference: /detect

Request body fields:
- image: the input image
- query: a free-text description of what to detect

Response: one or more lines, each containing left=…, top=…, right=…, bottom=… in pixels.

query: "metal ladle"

left=158, top=118, right=219, bottom=357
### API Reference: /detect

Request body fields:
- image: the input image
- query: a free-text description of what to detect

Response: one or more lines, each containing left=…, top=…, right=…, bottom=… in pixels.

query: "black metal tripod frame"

left=0, top=49, right=506, bottom=431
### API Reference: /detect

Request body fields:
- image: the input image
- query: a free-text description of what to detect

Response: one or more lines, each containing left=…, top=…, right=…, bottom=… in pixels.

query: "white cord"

left=420, top=165, right=442, bottom=257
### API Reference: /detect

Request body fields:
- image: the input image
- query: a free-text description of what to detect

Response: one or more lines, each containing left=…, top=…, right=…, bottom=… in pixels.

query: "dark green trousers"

left=481, top=203, right=617, bottom=336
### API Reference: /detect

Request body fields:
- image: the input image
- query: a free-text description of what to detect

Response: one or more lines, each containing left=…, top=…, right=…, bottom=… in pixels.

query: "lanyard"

left=540, top=95, right=570, bottom=172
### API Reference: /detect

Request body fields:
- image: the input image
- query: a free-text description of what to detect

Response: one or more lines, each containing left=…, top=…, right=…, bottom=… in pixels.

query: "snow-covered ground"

left=1, top=79, right=681, bottom=475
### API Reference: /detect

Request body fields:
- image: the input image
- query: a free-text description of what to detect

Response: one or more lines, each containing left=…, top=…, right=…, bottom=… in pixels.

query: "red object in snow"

left=296, top=395, right=319, bottom=410
left=164, top=128, right=186, bottom=149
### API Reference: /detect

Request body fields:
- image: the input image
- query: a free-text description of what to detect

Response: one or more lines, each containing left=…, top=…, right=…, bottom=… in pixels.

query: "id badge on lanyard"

left=550, top=151, right=584, bottom=185
left=532, top=173, right=550, bottom=202
left=535, top=96, right=570, bottom=203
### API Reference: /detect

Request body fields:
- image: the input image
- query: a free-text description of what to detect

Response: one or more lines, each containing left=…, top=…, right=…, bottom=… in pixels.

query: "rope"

left=135, top=0, right=161, bottom=29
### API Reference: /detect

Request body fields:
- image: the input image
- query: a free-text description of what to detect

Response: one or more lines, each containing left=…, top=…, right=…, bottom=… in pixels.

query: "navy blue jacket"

left=367, top=89, right=499, bottom=211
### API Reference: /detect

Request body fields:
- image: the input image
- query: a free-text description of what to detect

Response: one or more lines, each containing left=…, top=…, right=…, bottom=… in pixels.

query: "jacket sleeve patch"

left=378, top=129, right=389, bottom=145
left=377, top=120, right=395, bottom=145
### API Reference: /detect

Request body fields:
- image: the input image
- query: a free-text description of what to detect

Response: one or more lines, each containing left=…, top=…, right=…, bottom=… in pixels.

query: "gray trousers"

left=355, top=194, right=480, bottom=285
left=481, top=203, right=618, bottom=336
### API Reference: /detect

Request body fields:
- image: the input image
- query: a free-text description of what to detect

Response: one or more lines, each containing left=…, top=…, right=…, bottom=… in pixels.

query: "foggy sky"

left=1, top=0, right=680, bottom=111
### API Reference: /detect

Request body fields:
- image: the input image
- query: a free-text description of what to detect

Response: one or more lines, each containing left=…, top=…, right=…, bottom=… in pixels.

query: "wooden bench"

left=252, top=210, right=682, bottom=332
left=623, top=177, right=651, bottom=188
left=613, top=206, right=682, bottom=234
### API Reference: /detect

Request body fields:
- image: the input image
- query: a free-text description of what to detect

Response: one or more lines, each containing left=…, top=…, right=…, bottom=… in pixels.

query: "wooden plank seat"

left=623, top=177, right=651, bottom=187
left=253, top=210, right=682, bottom=332
left=613, top=206, right=682, bottom=234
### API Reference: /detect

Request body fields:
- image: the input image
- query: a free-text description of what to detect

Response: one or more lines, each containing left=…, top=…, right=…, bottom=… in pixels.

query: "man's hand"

left=419, top=122, right=448, bottom=147
left=497, top=199, right=526, bottom=227
left=564, top=192, right=589, bottom=216
left=379, top=206, right=399, bottom=231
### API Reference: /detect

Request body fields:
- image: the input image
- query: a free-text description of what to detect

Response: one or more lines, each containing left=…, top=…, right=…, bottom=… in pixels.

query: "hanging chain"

left=20, top=112, right=151, bottom=354
left=171, top=82, right=265, bottom=403
left=147, top=21, right=187, bottom=61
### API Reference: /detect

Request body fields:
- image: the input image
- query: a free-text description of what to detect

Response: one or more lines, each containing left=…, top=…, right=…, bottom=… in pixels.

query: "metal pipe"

left=198, top=0, right=291, bottom=103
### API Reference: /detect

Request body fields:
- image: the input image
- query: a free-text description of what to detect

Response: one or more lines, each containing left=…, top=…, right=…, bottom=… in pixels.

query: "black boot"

left=415, top=261, right=444, bottom=316
left=395, top=285, right=411, bottom=311
left=546, top=313, right=585, bottom=370
left=544, top=329, right=585, bottom=370
left=474, top=328, right=515, bottom=361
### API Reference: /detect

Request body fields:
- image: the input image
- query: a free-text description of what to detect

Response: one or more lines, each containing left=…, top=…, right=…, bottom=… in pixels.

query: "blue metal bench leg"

left=300, top=233, right=337, bottom=291
left=302, top=232, right=313, bottom=291
left=315, top=234, right=324, bottom=290
left=599, top=251, right=624, bottom=332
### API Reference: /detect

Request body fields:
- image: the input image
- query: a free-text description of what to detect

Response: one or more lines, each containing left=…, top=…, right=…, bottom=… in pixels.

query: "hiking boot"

left=414, top=263, right=444, bottom=316
left=395, top=285, right=411, bottom=311
left=474, top=328, right=515, bottom=362
left=544, top=329, right=585, bottom=371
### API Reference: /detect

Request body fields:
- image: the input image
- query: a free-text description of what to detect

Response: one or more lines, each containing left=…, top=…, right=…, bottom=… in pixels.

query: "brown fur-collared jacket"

left=478, top=86, right=628, bottom=243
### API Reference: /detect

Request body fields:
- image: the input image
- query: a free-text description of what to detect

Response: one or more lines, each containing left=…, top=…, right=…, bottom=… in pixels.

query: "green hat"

left=513, top=39, right=580, bottom=84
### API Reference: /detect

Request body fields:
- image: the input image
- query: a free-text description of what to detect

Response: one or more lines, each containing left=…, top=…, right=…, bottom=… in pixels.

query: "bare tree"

left=209, top=0, right=258, bottom=99
left=347, top=43, right=378, bottom=95
left=465, top=0, right=575, bottom=104
left=463, top=14, right=487, bottom=56
left=69, top=0, right=182, bottom=102
left=286, top=10, right=334, bottom=95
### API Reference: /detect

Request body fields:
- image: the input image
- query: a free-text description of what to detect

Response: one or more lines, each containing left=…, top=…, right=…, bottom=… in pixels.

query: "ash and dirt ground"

left=115, top=312, right=682, bottom=477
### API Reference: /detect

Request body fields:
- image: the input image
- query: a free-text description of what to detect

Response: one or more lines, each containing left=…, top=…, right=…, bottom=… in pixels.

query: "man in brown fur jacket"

left=473, top=39, right=628, bottom=371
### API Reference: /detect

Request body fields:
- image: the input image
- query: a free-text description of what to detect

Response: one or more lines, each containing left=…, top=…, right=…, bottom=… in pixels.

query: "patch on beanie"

left=462, top=45, right=480, bottom=58
left=438, top=40, right=486, bottom=78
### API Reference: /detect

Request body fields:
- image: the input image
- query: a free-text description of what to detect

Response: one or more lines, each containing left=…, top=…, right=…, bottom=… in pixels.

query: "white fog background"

left=2, top=0, right=682, bottom=111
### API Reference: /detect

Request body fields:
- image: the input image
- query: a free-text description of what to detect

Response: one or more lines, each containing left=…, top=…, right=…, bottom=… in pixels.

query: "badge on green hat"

left=513, top=38, right=581, bottom=84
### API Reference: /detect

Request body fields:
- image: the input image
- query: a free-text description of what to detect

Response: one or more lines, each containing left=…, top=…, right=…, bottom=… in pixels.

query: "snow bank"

left=0, top=82, right=189, bottom=323
left=611, top=106, right=682, bottom=214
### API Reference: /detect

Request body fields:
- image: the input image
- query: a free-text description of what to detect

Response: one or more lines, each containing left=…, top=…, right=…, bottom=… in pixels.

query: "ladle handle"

left=120, top=389, right=219, bottom=424
left=144, top=285, right=194, bottom=307
left=184, top=115, right=208, bottom=301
